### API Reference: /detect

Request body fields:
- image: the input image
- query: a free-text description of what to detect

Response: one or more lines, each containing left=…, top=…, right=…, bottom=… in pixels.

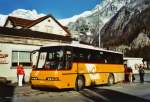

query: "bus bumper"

left=30, top=80, right=62, bottom=89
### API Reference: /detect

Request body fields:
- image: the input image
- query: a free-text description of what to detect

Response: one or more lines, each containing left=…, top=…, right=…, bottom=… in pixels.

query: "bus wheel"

left=75, top=76, right=85, bottom=91
left=108, top=74, right=114, bottom=86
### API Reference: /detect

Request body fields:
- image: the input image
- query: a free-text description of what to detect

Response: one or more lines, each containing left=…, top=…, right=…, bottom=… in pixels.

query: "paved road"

left=0, top=74, right=150, bottom=102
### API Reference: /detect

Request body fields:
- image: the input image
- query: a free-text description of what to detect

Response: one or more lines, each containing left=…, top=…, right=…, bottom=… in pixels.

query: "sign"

left=0, top=50, right=9, bottom=64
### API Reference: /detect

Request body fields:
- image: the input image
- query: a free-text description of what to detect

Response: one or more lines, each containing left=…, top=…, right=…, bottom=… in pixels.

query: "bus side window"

left=65, top=51, right=72, bottom=70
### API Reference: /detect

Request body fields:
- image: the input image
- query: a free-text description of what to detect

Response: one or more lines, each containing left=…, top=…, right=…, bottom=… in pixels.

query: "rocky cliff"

left=67, top=0, right=130, bottom=42
left=99, top=0, right=150, bottom=60
left=100, top=0, right=150, bottom=46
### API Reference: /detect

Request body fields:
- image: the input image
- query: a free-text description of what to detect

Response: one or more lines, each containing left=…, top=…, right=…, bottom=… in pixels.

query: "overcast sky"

left=0, top=0, right=102, bottom=19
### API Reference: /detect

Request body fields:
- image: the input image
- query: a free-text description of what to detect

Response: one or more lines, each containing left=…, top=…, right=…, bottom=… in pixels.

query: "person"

left=132, top=72, right=135, bottom=82
left=16, top=64, right=25, bottom=86
left=124, top=64, right=129, bottom=82
left=53, top=53, right=60, bottom=68
left=54, top=53, right=59, bottom=61
left=128, top=67, right=133, bottom=82
left=139, top=64, right=145, bottom=83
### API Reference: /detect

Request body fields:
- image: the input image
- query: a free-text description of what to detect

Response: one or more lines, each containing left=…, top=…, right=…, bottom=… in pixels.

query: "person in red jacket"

left=17, top=64, right=25, bottom=86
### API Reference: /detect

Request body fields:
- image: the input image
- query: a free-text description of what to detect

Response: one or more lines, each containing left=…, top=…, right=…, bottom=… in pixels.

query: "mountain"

left=99, top=0, right=150, bottom=60
left=100, top=0, right=150, bottom=46
left=0, top=14, right=7, bottom=26
left=10, top=9, right=45, bottom=20
left=66, top=0, right=132, bottom=42
left=59, top=10, right=92, bottom=26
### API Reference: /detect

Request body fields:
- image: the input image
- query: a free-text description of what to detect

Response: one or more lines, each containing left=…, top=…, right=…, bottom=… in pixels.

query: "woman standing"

left=17, top=64, right=25, bottom=86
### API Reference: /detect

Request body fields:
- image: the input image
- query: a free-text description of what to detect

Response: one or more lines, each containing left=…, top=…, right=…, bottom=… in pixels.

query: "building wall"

left=0, top=43, right=40, bottom=83
left=5, top=21, right=13, bottom=28
left=30, top=18, right=68, bottom=36
left=0, top=35, right=60, bottom=46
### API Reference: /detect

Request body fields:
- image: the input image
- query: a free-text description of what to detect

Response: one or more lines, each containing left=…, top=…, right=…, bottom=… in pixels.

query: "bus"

left=30, top=43, right=124, bottom=90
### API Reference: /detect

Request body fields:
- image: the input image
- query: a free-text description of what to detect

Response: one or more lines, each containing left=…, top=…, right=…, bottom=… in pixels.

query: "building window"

left=48, top=19, right=51, bottom=22
left=12, top=51, right=31, bottom=68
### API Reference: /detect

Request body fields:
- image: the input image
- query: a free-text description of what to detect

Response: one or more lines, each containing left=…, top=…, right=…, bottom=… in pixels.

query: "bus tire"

left=107, top=74, right=114, bottom=86
left=75, top=75, right=85, bottom=91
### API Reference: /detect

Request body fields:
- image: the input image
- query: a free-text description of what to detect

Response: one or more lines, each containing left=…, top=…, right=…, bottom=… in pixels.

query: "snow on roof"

left=43, top=42, right=122, bottom=54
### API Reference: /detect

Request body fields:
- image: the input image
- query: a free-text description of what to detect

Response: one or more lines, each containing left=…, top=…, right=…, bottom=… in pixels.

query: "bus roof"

left=123, top=57, right=143, bottom=60
left=42, top=42, right=123, bottom=54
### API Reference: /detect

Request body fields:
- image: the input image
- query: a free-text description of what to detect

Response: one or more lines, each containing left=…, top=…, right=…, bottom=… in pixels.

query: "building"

left=4, top=15, right=71, bottom=36
left=0, top=15, right=72, bottom=83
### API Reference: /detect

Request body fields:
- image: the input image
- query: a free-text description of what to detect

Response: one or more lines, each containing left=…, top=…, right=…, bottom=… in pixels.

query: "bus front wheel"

left=107, top=74, right=114, bottom=86
left=75, top=76, right=85, bottom=91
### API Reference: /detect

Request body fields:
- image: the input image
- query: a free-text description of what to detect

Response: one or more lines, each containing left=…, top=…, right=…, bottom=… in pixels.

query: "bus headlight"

left=46, top=77, right=59, bottom=81
left=31, top=77, right=38, bottom=80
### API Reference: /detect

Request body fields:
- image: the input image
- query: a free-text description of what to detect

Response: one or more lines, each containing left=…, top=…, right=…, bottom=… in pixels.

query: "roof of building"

left=0, top=27, right=72, bottom=42
left=4, top=15, right=71, bottom=36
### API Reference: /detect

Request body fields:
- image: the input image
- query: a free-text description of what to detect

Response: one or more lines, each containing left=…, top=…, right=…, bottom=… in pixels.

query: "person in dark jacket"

left=139, top=64, right=145, bottom=83
left=124, top=64, right=129, bottom=82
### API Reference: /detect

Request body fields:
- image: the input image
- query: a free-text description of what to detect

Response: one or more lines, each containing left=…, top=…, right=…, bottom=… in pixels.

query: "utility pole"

left=77, top=20, right=80, bottom=42
left=98, top=2, right=101, bottom=48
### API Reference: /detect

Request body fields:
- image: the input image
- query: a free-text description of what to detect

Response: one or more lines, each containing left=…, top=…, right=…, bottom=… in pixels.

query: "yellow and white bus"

left=30, top=43, right=124, bottom=90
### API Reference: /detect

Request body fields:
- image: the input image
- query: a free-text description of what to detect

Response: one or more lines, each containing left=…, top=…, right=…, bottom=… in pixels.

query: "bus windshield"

left=37, top=47, right=64, bottom=70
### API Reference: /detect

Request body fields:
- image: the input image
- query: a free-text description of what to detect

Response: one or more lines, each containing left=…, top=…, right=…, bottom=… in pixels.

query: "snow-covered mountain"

left=0, top=14, right=7, bottom=26
left=100, top=0, right=150, bottom=47
left=59, top=10, right=92, bottom=26
left=10, top=9, right=45, bottom=20
left=60, top=0, right=132, bottom=26
left=99, top=0, right=150, bottom=60
left=65, top=0, right=132, bottom=42
left=0, top=0, right=130, bottom=27
left=0, top=9, right=45, bottom=26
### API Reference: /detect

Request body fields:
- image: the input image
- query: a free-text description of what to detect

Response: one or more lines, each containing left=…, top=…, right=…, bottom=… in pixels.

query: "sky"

left=0, top=0, right=102, bottom=19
